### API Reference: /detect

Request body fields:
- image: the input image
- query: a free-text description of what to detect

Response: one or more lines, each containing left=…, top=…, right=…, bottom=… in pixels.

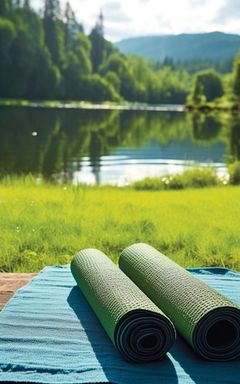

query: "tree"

left=192, top=70, right=224, bottom=102
left=80, top=74, right=119, bottom=102
left=27, top=48, right=61, bottom=99
left=13, top=0, right=21, bottom=7
left=101, top=52, right=137, bottom=100
left=233, top=56, right=240, bottom=99
left=89, top=11, right=105, bottom=72
left=63, top=50, right=91, bottom=99
left=64, top=1, right=83, bottom=50
left=163, top=56, right=174, bottom=69
left=0, top=0, right=11, bottom=15
left=73, top=32, right=91, bottom=54
left=0, top=5, right=60, bottom=99
left=23, top=0, right=31, bottom=8
left=44, top=0, right=60, bottom=20
left=0, top=18, right=15, bottom=54
left=63, top=31, right=92, bottom=98
left=0, top=18, right=16, bottom=97
left=192, top=79, right=205, bottom=104
left=43, top=0, right=65, bottom=67
left=105, top=71, right=120, bottom=93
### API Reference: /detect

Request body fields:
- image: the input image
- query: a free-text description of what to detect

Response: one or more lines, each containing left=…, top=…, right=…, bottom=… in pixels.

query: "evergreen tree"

left=13, top=0, right=21, bottom=7
left=89, top=11, right=105, bottom=72
left=0, top=18, right=16, bottom=97
left=64, top=1, right=81, bottom=50
left=163, top=56, right=174, bottom=69
left=23, top=0, right=30, bottom=8
left=0, top=0, right=12, bottom=15
left=43, top=0, right=65, bottom=67
left=44, top=0, right=60, bottom=20
left=192, top=80, right=205, bottom=104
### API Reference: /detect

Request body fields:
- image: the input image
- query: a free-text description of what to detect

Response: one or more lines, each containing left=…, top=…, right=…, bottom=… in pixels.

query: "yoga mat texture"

left=119, top=243, right=240, bottom=362
left=71, top=249, right=175, bottom=362
left=0, top=266, right=239, bottom=383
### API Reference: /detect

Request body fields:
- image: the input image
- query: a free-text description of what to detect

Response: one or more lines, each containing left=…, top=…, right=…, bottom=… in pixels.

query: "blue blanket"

left=0, top=266, right=239, bottom=384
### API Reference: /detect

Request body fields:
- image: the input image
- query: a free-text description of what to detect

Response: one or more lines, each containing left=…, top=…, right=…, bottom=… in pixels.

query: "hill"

left=115, top=32, right=240, bottom=62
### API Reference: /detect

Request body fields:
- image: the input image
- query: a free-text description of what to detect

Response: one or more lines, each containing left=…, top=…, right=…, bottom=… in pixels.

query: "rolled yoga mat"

left=71, top=249, right=176, bottom=363
left=119, top=243, right=240, bottom=361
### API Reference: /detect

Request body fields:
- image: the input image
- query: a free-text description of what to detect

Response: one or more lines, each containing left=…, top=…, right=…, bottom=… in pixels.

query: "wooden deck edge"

left=0, top=273, right=37, bottom=310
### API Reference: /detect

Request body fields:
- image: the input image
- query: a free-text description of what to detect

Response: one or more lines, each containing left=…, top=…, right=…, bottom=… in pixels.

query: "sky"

left=32, top=0, right=240, bottom=42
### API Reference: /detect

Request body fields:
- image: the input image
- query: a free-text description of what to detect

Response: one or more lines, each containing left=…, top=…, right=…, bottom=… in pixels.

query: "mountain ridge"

left=115, top=32, right=240, bottom=62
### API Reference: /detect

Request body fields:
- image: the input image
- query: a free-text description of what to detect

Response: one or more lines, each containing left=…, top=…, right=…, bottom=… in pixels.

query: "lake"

left=0, top=106, right=239, bottom=185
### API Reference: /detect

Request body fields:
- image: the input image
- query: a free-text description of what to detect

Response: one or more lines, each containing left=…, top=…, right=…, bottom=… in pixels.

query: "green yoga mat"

left=71, top=249, right=176, bottom=363
left=119, top=243, right=240, bottom=361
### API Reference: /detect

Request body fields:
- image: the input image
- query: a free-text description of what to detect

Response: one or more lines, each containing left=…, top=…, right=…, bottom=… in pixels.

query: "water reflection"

left=0, top=106, right=239, bottom=185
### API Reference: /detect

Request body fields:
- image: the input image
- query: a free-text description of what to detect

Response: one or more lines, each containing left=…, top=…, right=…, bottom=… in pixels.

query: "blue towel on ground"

left=0, top=266, right=239, bottom=384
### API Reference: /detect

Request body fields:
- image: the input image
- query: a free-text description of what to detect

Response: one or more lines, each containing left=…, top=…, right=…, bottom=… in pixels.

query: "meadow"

left=0, top=178, right=240, bottom=272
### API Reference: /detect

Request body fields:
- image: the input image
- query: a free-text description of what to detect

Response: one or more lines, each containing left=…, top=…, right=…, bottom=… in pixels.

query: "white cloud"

left=214, top=0, right=240, bottom=23
left=31, top=0, right=240, bottom=41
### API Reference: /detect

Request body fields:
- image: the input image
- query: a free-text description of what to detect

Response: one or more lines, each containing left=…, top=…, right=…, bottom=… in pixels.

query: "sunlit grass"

left=0, top=179, right=240, bottom=272
left=132, top=168, right=222, bottom=190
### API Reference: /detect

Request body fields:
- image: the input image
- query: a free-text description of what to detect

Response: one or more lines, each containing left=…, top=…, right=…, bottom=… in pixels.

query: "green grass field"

left=0, top=180, right=240, bottom=272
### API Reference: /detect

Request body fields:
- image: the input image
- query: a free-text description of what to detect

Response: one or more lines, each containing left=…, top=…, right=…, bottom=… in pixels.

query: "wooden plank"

left=0, top=273, right=36, bottom=310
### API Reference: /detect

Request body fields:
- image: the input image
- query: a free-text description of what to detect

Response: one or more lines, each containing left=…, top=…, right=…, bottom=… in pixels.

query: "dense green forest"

left=153, top=57, right=234, bottom=75
left=0, top=0, right=240, bottom=105
left=0, top=0, right=192, bottom=103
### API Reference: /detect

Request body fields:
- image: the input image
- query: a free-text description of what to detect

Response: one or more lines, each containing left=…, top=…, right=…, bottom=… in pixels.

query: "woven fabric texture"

left=71, top=249, right=175, bottom=362
left=119, top=243, right=240, bottom=361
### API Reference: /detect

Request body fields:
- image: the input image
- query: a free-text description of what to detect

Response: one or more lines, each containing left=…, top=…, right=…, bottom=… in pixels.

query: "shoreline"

left=1, top=99, right=240, bottom=113
left=0, top=99, right=185, bottom=112
left=185, top=102, right=240, bottom=113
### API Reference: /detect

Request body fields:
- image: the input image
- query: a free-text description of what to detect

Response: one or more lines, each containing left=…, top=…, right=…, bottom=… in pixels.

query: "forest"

left=0, top=0, right=191, bottom=103
left=0, top=0, right=240, bottom=105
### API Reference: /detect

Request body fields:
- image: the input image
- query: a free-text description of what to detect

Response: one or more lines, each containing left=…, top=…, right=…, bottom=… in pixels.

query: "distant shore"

left=1, top=98, right=240, bottom=113
left=0, top=99, right=185, bottom=112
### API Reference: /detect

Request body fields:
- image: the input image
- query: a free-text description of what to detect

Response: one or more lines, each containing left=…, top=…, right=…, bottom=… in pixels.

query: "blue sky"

left=32, top=0, right=240, bottom=41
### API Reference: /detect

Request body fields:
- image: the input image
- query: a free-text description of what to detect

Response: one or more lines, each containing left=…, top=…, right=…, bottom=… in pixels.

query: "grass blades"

left=0, top=180, right=240, bottom=272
